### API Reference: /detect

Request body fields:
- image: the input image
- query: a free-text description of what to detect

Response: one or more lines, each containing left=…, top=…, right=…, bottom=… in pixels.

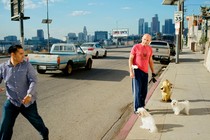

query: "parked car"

left=150, top=40, right=171, bottom=64
left=80, top=42, right=107, bottom=58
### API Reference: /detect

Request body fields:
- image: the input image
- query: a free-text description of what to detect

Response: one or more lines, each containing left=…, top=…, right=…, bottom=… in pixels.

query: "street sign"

left=174, top=11, right=183, bottom=23
left=11, top=0, right=24, bottom=21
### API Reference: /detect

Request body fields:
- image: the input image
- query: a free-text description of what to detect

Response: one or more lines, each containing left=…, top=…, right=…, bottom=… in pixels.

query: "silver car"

left=80, top=42, right=107, bottom=58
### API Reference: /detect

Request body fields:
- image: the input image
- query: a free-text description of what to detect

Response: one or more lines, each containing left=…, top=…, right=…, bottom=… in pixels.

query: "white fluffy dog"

left=171, top=100, right=190, bottom=115
left=136, top=107, right=158, bottom=133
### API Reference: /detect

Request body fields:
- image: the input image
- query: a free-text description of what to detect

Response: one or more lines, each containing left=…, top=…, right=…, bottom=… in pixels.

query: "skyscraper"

left=164, top=19, right=175, bottom=35
left=144, top=22, right=149, bottom=34
left=151, top=14, right=160, bottom=35
left=83, top=26, right=87, bottom=41
left=138, top=18, right=144, bottom=35
left=37, top=29, right=44, bottom=41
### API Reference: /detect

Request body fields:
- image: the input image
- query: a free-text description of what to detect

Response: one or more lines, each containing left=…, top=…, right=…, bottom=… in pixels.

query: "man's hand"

left=152, top=73, right=156, bottom=77
left=152, top=73, right=157, bottom=83
left=0, top=87, right=5, bottom=93
left=22, top=94, right=32, bottom=105
left=130, top=70, right=135, bottom=78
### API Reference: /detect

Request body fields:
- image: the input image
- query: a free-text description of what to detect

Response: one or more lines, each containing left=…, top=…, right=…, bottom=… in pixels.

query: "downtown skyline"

left=0, top=0, right=209, bottom=40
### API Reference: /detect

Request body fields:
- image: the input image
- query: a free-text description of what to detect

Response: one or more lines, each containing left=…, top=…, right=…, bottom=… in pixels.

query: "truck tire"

left=85, top=59, right=92, bottom=70
left=37, top=69, right=46, bottom=74
left=63, top=63, right=73, bottom=75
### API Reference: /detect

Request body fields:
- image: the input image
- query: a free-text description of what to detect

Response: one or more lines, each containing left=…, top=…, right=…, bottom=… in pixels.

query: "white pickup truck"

left=150, top=40, right=171, bottom=64
left=27, top=43, right=93, bottom=75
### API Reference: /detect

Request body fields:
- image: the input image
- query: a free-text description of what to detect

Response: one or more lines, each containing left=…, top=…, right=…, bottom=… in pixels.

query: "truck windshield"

left=150, top=42, right=167, bottom=46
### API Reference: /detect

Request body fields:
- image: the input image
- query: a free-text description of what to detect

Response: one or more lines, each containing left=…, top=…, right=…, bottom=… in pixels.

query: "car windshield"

left=81, top=44, right=94, bottom=47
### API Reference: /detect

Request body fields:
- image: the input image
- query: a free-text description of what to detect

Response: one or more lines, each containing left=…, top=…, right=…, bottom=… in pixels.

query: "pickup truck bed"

left=150, top=40, right=171, bottom=64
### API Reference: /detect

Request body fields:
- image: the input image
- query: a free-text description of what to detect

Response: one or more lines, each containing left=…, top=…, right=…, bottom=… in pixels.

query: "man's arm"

left=22, top=63, right=37, bottom=105
left=149, top=56, right=155, bottom=74
left=129, top=54, right=135, bottom=78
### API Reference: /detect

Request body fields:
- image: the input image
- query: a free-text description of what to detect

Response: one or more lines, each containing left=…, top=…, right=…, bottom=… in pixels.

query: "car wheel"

left=85, top=59, right=92, bottom=70
left=37, top=69, right=46, bottom=74
left=63, top=63, right=73, bottom=75
left=95, top=52, right=99, bottom=58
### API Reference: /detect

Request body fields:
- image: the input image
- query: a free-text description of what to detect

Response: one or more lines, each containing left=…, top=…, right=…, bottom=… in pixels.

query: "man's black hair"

left=8, top=45, right=23, bottom=54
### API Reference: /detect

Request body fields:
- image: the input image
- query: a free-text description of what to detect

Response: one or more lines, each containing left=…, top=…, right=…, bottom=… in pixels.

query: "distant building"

left=144, top=22, right=149, bottom=34
left=83, top=26, right=88, bottom=41
left=37, top=29, right=44, bottom=41
left=138, top=18, right=144, bottom=35
left=94, top=31, right=108, bottom=42
left=67, top=33, right=77, bottom=43
left=163, top=19, right=175, bottom=35
left=4, top=35, right=17, bottom=42
left=78, top=32, right=85, bottom=42
left=151, top=14, right=160, bottom=35
left=87, top=34, right=94, bottom=42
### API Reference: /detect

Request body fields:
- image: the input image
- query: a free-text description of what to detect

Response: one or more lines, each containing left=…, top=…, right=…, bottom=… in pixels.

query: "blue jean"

left=0, top=99, right=49, bottom=140
left=132, top=69, right=148, bottom=112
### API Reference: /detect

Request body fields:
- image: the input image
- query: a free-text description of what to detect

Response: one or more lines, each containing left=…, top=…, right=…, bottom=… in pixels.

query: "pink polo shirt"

left=130, top=43, right=153, bottom=73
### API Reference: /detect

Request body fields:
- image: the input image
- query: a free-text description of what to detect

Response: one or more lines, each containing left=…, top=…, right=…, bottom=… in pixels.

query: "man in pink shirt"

left=129, top=34, right=156, bottom=113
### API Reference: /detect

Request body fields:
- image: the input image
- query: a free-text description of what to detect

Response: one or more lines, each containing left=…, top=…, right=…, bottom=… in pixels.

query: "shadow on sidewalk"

left=179, top=58, right=204, bottom=63
left=144, top=107, right=210, bottom=116
left=157, top=124, right=184, bottom=133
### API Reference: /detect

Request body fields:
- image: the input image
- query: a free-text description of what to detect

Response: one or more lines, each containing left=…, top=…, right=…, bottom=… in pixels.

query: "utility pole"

left=11, top=0, right=30, bottom=48
left=42, top=0, right=52, bottom=52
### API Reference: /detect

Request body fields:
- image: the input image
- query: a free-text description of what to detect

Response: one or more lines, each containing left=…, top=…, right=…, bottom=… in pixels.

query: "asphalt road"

left=0, top=46, right=165, bottom=140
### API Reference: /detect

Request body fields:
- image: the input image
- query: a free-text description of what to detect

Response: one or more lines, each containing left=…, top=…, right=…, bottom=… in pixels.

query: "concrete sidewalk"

left=114, top=47, right=210, bottom=140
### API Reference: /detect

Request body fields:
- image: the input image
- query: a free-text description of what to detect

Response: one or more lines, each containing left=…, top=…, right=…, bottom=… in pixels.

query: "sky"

left=0, top=0, right=210, bottom=40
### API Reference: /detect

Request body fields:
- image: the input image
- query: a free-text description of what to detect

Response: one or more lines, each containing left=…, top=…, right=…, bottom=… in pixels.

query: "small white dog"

left=171, top=99, right=190, bottom=115
left=136, top=107, right=158, bottom=133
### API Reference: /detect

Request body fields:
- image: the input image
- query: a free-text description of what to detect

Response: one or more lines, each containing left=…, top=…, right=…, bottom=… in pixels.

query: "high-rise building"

left=151, top=14, right=160, bottom=35
left=67, top=33, right=77, bottom=43
left=94, top=31, right=108, bottom=42
left=144, top=22, right=149, bottom=34
left=78, top=32, right=85, bottom=42
left=37, top=29, right=44, bottom=41
left=83, top=26, right=87, bottom=41
left=164, top=19, right=175, bottom=35
left=138, top=18, right=144, bottom=35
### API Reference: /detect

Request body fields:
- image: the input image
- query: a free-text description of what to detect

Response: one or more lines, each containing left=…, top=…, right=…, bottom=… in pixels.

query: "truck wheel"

left=37, top=69, right=46, bottom=74
left=85, top=59, right=92, bottom=70
left=63, top=63, right=73, bottom=75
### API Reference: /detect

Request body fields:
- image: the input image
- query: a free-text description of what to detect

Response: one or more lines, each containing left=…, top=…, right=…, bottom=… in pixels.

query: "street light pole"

left=47, top=0, right=50, bottom=52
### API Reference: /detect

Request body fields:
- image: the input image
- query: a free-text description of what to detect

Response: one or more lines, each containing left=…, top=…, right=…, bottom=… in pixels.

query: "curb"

left=114, top=78, right=161, bottom=140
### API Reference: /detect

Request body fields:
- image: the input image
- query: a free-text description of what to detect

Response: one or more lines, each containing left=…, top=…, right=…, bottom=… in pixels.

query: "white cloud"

left=121, top=7, right=132, bottom=10
left=70, top=11, right=91, bottom=16
left=1, top=0, right=62, bottom=10
left=88, top=3, right=97, bottom=6
left=1, top=0, right=10, bottom=10
left=25, top=0, right=40, bottom=9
